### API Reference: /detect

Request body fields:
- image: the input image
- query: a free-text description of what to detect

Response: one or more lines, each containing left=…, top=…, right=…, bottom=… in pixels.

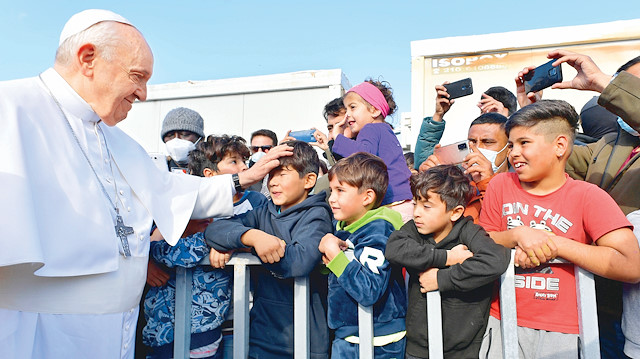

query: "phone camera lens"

left=549, top=68, right=557, bottom=76
left=458, top=143, right=467, bottom=150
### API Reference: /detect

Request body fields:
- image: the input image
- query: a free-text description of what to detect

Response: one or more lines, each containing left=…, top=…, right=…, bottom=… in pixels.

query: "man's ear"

left=303, top=172, right=318, bottom=190
left=449, top=205, right=465, bottom=222
left=361, top=188, right=377, bottom=208
left=77, top=43, right=97, bottom=77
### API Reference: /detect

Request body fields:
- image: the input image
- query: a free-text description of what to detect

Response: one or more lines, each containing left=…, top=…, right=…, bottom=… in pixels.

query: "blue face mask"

left=617, top=117, right=639, bottom=137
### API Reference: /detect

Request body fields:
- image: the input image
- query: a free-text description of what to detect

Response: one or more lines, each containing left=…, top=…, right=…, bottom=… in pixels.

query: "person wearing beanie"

left=161, top=107, right=205, bottom=172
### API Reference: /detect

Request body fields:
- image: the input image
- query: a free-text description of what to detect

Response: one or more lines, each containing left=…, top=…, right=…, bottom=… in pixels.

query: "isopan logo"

left=431, top=53, right=508, bottom=74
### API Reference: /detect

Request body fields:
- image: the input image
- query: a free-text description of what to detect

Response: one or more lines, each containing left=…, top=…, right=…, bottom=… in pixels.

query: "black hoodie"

left=386, top=216, right=510, bottom=358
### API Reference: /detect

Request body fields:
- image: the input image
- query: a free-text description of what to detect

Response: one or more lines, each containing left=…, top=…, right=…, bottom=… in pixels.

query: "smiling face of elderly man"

left=54, top=21, right=154, bottom=126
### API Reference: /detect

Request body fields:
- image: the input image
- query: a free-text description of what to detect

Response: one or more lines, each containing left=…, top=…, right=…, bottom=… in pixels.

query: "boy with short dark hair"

left=318, top=152, right=407, bottom=358
left=205, top=140, right=332, bottom=359
left=478, top=99, right=640, bottom=358
left=386, top=165, right=510, bottom=358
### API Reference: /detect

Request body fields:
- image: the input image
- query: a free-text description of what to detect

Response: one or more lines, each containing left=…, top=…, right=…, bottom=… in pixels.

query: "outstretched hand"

left=515, top=66, right=543, bottom=108
left=433, top=83, right=454, bottom=122
left=547, top=49, right=612, bottom=93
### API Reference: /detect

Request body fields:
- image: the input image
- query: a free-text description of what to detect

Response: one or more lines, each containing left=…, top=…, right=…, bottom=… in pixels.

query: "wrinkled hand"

left=239, top=144, right=294, bottom=187
left=209, top=248, right=234, bottom=269
left=182, top=218, right=212, bottom=238
left=478, top=93, right=506, bottom=115
left=433, top=84, right=454, bottom=122
left=146, top=259, right=170, bottom=287
left=462, top=142, right=496, bottom=182
left=419, top=268, right=439, bottom=293
left=310, top=128, right=329, bottom=151
left=547, top=49, right=612, bottom=93
left=509, top=226, right=558, bottom=266
left=445, top=244, right=473, bottom=266
left=515, top=66, right=543, bottom=108
left=419, top=145, right=442, bottom=173
left=319, top=233, right=348, bottom=264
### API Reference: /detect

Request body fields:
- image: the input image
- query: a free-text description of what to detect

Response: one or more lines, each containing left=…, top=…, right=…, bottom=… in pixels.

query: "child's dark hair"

left=410, top=165, right=473, bottom=211
left=505, top=99, right=579, bottom=144
left=323, top=97, right=346, bottom=121
left=365, top=78, right=397, bottom=118
left=403, top=152, right=415, bottom=169
left=188, top=135, right=250, bottom=177
left=276, top=140, right=320, bottom=179
left=328, top=152, right=388, bottom=209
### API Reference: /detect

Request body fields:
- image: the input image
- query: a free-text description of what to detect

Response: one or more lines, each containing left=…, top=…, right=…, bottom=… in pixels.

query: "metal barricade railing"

left=499, top=250, right=600, bottom=359
left=173, top=252, right=375, bottom=359
left=425, top=250, right=600, bottom=359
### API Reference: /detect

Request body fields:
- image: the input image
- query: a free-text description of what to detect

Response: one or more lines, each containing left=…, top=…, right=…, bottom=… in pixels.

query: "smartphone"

left=434, top=140, right=470, bottom=165
left=523, top=59, right=563, bottom=94
left=443, top=78, right=473, bottom=99
left=289, top=129, right=316, bottom=142
left=149, top=152, right=168, bottom=172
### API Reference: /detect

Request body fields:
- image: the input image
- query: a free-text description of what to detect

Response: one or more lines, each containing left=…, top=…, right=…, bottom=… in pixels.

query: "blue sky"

left=2, top=1, right=639, bottom=127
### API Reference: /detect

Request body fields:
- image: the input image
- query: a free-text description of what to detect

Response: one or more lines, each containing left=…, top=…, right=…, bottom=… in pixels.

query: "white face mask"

left=476, top=143, right=508, bottom=174
left=250, top=150, right=266, bottom=165
left=166, top=137, right=197, bottom=163
left=617, top=117, right=640, bottom=137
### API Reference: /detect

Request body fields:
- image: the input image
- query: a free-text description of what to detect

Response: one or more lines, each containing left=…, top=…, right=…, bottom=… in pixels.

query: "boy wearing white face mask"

left=161, top=107, right=205, bottom=173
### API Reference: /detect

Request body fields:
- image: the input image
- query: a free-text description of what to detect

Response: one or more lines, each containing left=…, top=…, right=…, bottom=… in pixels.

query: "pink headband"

left=347, top=82, right=390, bottom=118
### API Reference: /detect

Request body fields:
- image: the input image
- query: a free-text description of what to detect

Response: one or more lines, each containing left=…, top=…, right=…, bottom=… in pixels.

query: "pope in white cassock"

left=0, top=9, right=292, bottom=359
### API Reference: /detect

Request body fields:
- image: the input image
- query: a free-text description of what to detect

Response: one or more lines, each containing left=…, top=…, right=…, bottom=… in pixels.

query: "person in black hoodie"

left=205, top=140, right=332, bottom=359
left=385, top=165, right=510, bottom=358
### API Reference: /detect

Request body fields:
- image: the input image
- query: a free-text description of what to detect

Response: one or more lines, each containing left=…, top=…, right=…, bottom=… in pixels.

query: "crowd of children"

left=140, top=53, right=640, bottom=359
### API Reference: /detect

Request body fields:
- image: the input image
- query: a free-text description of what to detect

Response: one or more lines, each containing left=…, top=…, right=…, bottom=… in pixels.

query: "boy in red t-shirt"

left=478, top=99, right=640, bottom=358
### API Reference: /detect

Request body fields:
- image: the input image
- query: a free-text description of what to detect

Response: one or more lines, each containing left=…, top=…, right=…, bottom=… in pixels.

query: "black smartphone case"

left=524, top=60, right=563, bottom=93
left=444, top=78, right=473, bottom=99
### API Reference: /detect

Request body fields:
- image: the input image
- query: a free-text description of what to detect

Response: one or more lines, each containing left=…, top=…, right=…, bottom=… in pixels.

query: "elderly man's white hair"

left=55, top=9, right=133, bottom=66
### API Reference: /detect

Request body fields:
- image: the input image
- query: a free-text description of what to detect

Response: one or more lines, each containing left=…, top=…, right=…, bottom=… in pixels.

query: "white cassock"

left=0, top=68, right=234, bottom=359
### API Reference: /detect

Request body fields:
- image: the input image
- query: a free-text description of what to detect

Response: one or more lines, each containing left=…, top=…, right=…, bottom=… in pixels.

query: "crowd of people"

left=2, top=8, right=640, bottom=359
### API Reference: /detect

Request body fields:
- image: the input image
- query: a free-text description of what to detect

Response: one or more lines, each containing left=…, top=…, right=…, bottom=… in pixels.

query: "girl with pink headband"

left=331, top=79, right=414, bottom=222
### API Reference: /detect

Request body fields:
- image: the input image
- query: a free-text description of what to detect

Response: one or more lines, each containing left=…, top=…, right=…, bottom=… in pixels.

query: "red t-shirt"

left=479, top=173, right=631, bottom=334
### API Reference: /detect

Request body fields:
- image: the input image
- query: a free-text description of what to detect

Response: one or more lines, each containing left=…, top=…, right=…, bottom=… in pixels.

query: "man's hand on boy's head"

left=445, top=244, right=473, bottom=266
left=419, top=268, right=439, bottom=293
left=548, top=49, right=612, bottom=93
left=239, top=144, right=294, bottom=188
left=241, top=229, right=286, bottom=264
left=509, top=226, right=557, bottom=267
left=209, top=248, right=234, bottom=269
left=319, top=234, right=348, bottom=264
left=515, top=66, right=543, bottom=108
left=462, top=142, right=495, bottom=183
left=433, top=83, right=454, bottom=122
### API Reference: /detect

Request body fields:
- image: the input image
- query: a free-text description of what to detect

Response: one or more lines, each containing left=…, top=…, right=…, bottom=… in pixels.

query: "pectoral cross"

left=115, top=214, right=134, bottom=257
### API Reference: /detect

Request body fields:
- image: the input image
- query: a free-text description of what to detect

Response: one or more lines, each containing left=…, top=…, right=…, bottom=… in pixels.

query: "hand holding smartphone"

left=523, top=59, right=563, bottom=94
left=434, top=140, right=470, bottom=165
left=443, top=78, right=473, bottom=99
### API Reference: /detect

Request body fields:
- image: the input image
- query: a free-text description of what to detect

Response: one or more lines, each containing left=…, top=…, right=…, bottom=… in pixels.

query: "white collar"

left=40, top=68, right=101, bottom=123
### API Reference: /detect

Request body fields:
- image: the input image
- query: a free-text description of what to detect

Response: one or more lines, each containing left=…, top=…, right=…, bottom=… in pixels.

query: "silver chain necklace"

left=39, top=75, right=133, bottom=257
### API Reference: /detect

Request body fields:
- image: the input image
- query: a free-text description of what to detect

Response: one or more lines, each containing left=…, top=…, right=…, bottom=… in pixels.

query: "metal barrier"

left=424, top=250, right=600, bottom=359
left=173, top=252, right=375, bottom=358
left=499, top=250, right=600, bottom=359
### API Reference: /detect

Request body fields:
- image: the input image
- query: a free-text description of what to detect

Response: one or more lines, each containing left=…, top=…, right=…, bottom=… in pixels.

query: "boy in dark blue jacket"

left=318, top=152, right=407, bottom=358
left=205, top=140, right=332, bottom=359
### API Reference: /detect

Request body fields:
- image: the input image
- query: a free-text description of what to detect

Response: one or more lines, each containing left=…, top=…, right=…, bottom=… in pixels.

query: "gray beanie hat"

left=161, top=107, right=205, bottom=139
